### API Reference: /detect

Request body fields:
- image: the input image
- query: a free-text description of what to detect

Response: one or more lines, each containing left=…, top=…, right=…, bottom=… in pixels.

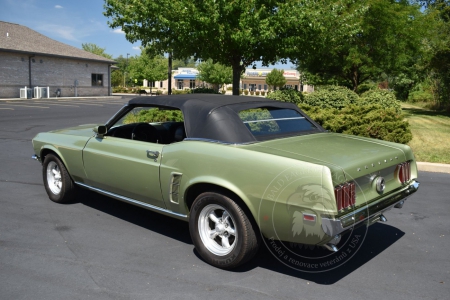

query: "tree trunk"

left=168, top=52, right=172, bottom=95
left=232, top=63, right=242, bottom=96
left=352, top=67, right=359, bottom=92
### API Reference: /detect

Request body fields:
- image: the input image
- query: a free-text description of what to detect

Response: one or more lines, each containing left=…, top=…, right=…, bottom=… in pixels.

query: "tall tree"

left=128, top=53, right=167, bottom=92
left=419, top=0, right=450, bottom=107
left=197, top=59, right=232, bottom=92
left=104, top=0, right=361, bottom=95
left=172, top=57, right=197, bottom=70
left=81, top=43, right=113, bottom=59
left=293, top=0, right=425, bottom=92
left=265, top=69, right=287, bottom=91
left=111, top=69, right=123, bottom=87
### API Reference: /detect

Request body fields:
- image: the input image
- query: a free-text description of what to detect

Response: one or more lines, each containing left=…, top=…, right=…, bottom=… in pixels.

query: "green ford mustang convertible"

left=32, top=94, right=419, bottom=269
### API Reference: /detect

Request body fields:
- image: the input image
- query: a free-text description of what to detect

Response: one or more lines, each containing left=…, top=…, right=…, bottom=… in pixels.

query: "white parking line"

left=0, top=103, right=49, bottom=108
left=56, top=100, right=126, bottom=105
left=0, top=108, right=14, bottom=110
left=56, top=101, right=103, bottom=106
left=32, top=101, right=80, bottom=107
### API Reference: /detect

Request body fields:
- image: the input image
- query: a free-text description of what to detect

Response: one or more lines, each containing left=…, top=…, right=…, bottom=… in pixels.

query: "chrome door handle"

left=147, top=150, right=160, bottom=161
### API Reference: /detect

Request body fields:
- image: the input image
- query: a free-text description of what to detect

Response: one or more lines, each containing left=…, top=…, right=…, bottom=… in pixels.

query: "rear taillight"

left=334, top=181, right=356, bottom=211
left=396, top=161, right=411, bottom=184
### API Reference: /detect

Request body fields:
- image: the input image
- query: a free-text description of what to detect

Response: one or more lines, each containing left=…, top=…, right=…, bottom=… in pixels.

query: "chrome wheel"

left=198, top=204, right=237, bottom=256
left=46, top=161, right=62, bottom=195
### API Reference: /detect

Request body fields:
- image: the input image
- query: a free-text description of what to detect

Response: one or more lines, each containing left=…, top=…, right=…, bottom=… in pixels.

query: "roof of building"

left=0, top=21, right=115, bottom=63
left=124, top=94, right=323, bottom=143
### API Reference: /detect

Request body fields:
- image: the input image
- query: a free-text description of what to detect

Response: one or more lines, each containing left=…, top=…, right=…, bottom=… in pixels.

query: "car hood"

left=244, top=133, right=409, bottom=183
left=49, top=124, right=100, bottom=137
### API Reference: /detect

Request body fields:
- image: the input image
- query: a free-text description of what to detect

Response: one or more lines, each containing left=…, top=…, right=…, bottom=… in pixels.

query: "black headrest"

left=173, top=125, right=186, bottom=142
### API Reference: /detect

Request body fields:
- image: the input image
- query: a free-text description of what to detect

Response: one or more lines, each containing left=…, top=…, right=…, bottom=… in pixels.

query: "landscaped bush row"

left=112, top=86, right=165, bottom=94
left=266, top=89, right=304, bottom=104
left=265, top=86, right=411, bottom=143
left=266, top=86, right=401, bottom=112
left=298, top=103, right=412, bottom=143
left=191, top=87, right=220, bottom=94
left=124, top=108, right=183, bottom=124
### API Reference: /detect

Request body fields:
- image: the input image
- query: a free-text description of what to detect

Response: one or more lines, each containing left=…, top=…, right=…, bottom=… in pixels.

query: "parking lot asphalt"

left=0, top=96, right=448, bottom=300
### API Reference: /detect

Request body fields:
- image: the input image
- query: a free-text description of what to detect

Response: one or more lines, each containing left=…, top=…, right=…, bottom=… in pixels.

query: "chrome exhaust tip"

left=323, top=234, right=341, bottom=252
left=323, top=243, right=338, bottom=252
left=379, top=214, right=387, bottom=222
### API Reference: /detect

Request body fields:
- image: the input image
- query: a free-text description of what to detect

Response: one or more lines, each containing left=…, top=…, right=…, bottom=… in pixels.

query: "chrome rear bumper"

left=322, top=180, right=419, bottom=237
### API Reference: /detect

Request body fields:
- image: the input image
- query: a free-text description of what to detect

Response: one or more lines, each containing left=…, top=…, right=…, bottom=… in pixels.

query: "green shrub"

left=239, top=108, right=279, bottom=133
left=227, top=86, right=233, bottom=91
left=260, top=91, right=265, bottom=96
left=359, top=89, right=401, bottom=114
left=191, top=87, right=219, bottom=94
left=408, top=90, right=434, bottom=103
left=302, top=86, right=359, bottom=109
left=244, top=90, right=249, bottom=95
left=266, top=89, right=304, bottom=104
left=250, top=91, right=254, bottom=95
left=172, top=89, right=190, bottom=95
left=124, top=108, right=183, bottom=124
left=255, top=91, right=260, bottom=96
left=299, top=104, right=412, bottom=144
left=357, top=82, right=377, bottom=95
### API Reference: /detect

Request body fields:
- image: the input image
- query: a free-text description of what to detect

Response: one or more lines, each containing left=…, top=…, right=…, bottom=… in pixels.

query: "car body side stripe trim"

left=75, top=182, right=188, bottom=220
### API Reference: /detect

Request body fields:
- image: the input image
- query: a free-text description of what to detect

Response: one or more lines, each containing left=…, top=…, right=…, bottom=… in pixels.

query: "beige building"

left=144, top=67, right=313, bottom=93
left=0, top=21, right=115, bottom=98
left=143, top=68, right=204, bottom=91
left=241, top=69, right=313, bottom=92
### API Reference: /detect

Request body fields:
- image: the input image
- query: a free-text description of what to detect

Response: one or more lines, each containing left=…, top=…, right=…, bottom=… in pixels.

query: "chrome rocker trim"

left=322, top=180, right=420, bottom=237
left=75, top=182, right=188, bottom=221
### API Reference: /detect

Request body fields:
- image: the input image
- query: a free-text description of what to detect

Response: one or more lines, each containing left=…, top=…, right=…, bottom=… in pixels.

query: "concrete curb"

left=0, top=96, right=123, bottom=101
left=417, top=162, right=450, bottom=174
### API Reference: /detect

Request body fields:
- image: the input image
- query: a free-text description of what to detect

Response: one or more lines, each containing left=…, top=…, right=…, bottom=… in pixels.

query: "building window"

left=244, top=83, right=247, bottom=89
left=177, top=79, right=183, bottom=90
left=160, top=81, right=163, bottom=88
left=92, top=74, right=103, bottom=86
left=258, top=84, right=262, bottom=90
left=264, top=84, right=267, bottom=90
left=190, top=80, right=196, bottom=89
left=149, top=81, right=156, bottom=88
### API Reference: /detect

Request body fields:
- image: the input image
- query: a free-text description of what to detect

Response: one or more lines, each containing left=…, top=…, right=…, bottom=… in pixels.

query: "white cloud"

left=36, top=24, right=80, bottom=42
left=132, top=46, right=141, bottom=51
left=112, top=28, right=125, bottom=34
left=55, top=5, right=63, bottom=9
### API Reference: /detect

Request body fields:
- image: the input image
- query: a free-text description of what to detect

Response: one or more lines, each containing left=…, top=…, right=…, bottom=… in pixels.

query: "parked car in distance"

left=32, top=94, right=419, bottom=269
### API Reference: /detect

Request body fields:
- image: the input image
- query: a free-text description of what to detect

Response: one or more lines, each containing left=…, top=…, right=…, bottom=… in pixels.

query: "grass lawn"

left=402, top=103, right=450, bottom=164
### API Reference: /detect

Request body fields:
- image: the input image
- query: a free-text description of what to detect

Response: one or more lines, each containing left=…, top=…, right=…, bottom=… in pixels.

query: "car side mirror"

left=93, top=125, right=107, bottom=138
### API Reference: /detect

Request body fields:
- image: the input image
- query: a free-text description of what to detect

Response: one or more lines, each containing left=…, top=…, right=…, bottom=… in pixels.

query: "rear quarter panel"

left=160, top=141, right=336, bottom=244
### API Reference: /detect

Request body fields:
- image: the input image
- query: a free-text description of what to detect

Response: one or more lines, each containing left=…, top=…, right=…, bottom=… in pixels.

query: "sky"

left=0, top=0, right=294, bottom=68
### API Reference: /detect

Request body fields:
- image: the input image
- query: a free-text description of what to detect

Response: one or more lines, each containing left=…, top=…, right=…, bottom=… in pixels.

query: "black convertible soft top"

left=126, top=94, right=322, bottom=144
